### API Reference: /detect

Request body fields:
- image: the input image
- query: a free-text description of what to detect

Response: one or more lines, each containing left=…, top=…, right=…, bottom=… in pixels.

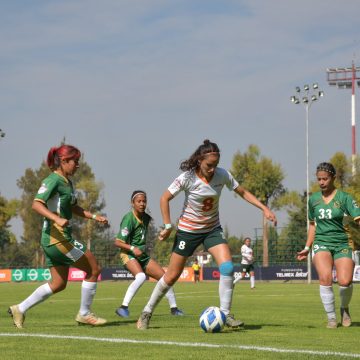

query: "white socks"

left=339, top=284, right=353, bottom=309
left=165, top=287, right=177, bottom=309
left=319, top=285, right=336, bottom=320
left=18, top=283, right=53, bottom=314
left=219, top=275, right=233, bottom=316
left=80, top=280, right=97, bottom=316
left=122, top=272, right=146, bottom=307
left=250, top=275, right=255, bottom=289
left=143, top=276, right=170, bottom=313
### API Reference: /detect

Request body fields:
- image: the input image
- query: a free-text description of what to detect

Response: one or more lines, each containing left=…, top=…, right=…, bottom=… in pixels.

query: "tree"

left=0, top=194, right=20, bottom=266
left=151, top=228, right=174, bottom=266
left=230, top=145, right=285, bottom=266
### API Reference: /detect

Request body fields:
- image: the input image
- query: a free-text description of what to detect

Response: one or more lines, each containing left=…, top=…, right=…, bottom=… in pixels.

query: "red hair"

left=47, top=145, right=81, bottom=170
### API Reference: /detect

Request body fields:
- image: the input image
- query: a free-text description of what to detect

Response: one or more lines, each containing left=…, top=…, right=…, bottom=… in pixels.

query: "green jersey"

left=34, top=172, right=77, bottom=244
left=309, top=190, right=360, bottom=246
left=117, top=211, right=151, bottom=252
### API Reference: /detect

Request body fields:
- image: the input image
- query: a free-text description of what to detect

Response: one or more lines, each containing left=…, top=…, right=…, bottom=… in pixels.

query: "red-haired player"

left=8, top=145, right=108, bottom=328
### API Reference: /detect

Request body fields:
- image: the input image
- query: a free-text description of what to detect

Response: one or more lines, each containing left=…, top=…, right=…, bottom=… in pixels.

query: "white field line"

left=0, top=333, right=359, bottom=358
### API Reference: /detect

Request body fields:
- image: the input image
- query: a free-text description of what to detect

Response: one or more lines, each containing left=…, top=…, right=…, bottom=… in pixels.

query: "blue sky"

left=1, top=0, right=360, bottom=239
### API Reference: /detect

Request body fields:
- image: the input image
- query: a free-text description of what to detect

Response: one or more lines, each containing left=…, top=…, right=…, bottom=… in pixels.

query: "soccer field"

left=0, top=281, right=359, bottom=360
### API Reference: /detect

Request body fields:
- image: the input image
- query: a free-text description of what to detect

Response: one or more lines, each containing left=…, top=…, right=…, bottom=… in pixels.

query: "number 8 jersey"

left=168, top=167, right=239, bottom=233
left=309, top=190, right=360, bottom=246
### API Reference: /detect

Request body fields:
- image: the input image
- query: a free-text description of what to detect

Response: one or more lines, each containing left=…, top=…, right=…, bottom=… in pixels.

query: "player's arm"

left=234, top=185, right=277, bottom=225
left=297, top=221, right=315, bottom=261
left=114, top=238, right=142, bottom=257
left=158, top=190, right=174, bottom=241
left=32, top=199, right=68, bottom=228
left=72, top=205, right=108, bottom=224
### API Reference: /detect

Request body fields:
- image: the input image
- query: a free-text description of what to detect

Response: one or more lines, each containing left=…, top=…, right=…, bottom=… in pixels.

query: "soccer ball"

left=199, top=306, right=226, bottom=333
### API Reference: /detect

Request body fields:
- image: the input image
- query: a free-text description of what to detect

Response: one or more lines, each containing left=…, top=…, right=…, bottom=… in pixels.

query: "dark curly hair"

left=180, top=139, right=220, bottom=171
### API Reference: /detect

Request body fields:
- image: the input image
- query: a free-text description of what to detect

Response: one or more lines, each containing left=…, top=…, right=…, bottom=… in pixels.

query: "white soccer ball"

left=199, top=306, right=226, bottom=333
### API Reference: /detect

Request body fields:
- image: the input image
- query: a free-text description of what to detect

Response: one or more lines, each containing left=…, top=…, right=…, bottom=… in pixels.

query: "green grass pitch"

left=0, top=281, right=359, bottom=359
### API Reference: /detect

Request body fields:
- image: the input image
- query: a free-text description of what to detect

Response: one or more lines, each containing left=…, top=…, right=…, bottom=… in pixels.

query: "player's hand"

left=158, top=228, right=172, bottom=241
left=132, top=247, right=142, bottom=257
left=55, top=217, right=69, bottom=228
left=296, top=249, right=309, bottom=261
left=264, top=208, right=277, bottom=226
left=94, top=215, right=108, bottom=225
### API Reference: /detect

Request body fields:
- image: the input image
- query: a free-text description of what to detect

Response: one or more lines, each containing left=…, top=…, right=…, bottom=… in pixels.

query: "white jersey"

left=168, top=167, right=239, bottom=233
left=241, top=244, right=254, bottom=265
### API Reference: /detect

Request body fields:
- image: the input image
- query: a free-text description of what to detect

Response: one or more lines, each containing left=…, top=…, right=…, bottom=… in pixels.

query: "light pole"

left=290, top=83, right=324, bottom=284
left=0, top=129, right=5, bottom=140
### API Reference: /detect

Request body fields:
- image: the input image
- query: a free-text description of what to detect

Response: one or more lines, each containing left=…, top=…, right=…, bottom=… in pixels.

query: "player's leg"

left=313, top=250, right=337, bottom=328
left=207, top=239, right=244, bottom=328
left=116, top=259, right=146, bottom=318
left=145, top=259, right=184, bottom=315
left=73, top=249, right=106, bottom=326
left=334, top=252, right=354, bottom=327
left=138, top=253, right=187, bottom=329
left=250, top=268, right=255, bottom=289
left=8, top=265, right=68, bottom=329
left=137, top=230, right=198, bottom=329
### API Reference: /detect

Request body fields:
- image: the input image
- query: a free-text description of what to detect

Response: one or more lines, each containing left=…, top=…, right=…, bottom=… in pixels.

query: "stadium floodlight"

left=290, top=83, right=324, bottom=284
left=0, top=129, right=5, bottom=139
left=326, top=61, right=360, bottom=175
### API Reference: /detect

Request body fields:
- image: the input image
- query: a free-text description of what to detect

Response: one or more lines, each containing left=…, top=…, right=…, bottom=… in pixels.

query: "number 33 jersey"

left=168, top=167, right=239, bottom=233
left=309, top=190, right=360, bottom=245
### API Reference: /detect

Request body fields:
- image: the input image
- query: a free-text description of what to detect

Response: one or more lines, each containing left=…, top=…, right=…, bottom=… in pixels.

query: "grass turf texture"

left=0, top=281, right=359, bottom=359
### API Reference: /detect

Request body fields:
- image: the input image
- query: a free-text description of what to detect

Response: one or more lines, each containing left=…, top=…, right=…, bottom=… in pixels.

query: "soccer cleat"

left=8, top=305, right=25, bottom=329
left=326, top=318, right=338, bottom=329
left=225, top=314, right=244, bottom=328
left=340, top=307, right=351, bottom=327
left=75, top=312, right=107, bottom=326
left=170, top=307, right=184, bottom=316
left=115, top=306, right=130, bottom=318
left=136, top=311, right=152, bottom=330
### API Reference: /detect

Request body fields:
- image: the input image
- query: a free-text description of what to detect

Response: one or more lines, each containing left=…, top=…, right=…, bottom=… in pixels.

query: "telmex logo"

left=13, top=269, right=24, bottom=281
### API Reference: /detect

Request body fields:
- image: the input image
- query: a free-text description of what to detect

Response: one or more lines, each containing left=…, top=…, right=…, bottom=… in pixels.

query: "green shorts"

left=172, top=226, right=227, bottom=257
left=241, top=264, right=255, bottom=273
left=313, top=242, right=353, bottom=260
left=42, top=239, right=87, bottom=267
left=120, top=251, right=151, bottom=271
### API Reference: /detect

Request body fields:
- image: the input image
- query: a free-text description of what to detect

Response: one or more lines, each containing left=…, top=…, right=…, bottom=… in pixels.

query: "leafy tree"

left=230, top=144, right=285, bottom=266
left=0, top=194, right=20, bottom=266
left=151, top=228, right=174, bottom=266
left=230, top=145, right=285, bottom=205
left=0, top=194, right=19, bottom=248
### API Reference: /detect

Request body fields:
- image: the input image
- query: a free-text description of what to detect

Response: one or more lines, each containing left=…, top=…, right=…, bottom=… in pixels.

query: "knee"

left=338, top=280, right=352, bottom=287
left=136, top=272, right=146, bottom=283
left=219, top=261, right=234, bottom=276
